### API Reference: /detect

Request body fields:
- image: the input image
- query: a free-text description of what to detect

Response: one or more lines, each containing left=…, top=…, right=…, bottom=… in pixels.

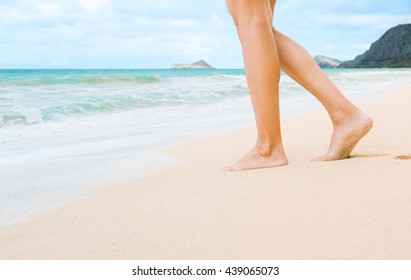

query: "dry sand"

left=0, top=83, right=410, bottom=260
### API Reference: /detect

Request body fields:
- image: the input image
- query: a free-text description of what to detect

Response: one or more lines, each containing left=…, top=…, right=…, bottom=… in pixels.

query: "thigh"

left=225, top=0, right=273, bottom=26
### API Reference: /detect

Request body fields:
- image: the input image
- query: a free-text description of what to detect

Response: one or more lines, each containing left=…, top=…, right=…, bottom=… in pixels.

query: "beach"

left=0, top=81, right=410, bottom=260
left=3, top=68, right=410, bottom=227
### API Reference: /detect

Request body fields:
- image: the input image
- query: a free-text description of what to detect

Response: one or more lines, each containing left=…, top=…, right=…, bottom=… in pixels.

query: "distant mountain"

left=342, top=24, right=411, bottom=68
left=171, top=60, right=214, bottom=69
left=314, top=55, right=342, bottom=68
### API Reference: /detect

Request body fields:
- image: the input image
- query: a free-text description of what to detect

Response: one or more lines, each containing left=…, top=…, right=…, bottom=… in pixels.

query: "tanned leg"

left=225, top=0, right=288, bottom=170
left=269, top=0, right=373, bottom=160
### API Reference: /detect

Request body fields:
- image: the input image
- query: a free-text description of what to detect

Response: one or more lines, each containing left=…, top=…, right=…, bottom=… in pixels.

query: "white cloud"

left=132, top=17, right=200, bottom=28
left=339, top=14, right=408, bottom=27
left=50, top=23, right=89, bottom=42
left=0, top=0, right=409, bottom=68
left=352, top=43, right=371, bottom=52
left=74, top=0, right=109, bottom=14
left=209, top=13, right=231, bottom=28
left=0, top=8, right=28, bottom=24
left=37, top=3, right=61, bottom=19
left=321, top=45, right=335, bottom=51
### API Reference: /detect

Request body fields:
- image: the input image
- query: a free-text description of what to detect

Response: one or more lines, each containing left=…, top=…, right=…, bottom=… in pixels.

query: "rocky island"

left=314, top=55, right=342, bottom=68
left=171, top=60, right=215, bottom=69
left=342, top=24, right=411, bottom=68
left=173, top=24, right=411, bottom=70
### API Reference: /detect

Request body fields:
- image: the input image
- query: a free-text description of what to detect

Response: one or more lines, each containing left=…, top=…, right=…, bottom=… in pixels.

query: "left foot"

left=223, top=146, right=288, bottom=171
left=315, top=110, right=373, bottom=161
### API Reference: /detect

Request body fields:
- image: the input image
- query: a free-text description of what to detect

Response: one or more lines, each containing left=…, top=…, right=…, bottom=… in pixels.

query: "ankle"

left=330, top=106, right=361, bottom=127
left=255, top=141, right=285, bottom=158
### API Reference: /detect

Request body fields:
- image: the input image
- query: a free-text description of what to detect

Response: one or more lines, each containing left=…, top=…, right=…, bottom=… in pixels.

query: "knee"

left=234, top=17, right=273, bottom=43
left=226, top=0, right=273, bottom=43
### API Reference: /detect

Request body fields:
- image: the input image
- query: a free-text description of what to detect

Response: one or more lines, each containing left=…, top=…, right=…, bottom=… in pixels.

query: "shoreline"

left=1, top=70, right=410, bottom=228
left=0, top=82, right=410, bottom=259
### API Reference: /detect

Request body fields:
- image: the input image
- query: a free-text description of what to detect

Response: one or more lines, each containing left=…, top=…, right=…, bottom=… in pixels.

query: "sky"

left=0, top=0, right=410, bottom=68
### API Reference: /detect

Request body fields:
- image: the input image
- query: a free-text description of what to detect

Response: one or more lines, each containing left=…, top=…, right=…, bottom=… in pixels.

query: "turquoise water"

left=1, top=68, right=411, bottom=227
left=2, top=68, right=411, bottom=128
left=0, top=69, right=247, bottom=127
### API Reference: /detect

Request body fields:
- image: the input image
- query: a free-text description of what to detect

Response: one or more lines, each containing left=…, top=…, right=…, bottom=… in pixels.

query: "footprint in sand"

left=349, top=153, right=389, bottom=159
left=393, top=155, right=411, bottom=160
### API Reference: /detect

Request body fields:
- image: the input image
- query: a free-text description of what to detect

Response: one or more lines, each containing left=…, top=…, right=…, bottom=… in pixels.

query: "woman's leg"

left=269, top=0, right=373, bottom=160
left=225, top=0, right=288, bottom=171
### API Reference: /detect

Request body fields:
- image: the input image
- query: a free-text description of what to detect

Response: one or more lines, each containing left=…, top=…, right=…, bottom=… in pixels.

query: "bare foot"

left=315, top=111, right=373, bottom=161
left=223, top=146, right=288, bottom=171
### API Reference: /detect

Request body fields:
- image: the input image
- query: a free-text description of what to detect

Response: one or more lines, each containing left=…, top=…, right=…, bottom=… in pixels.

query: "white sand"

left=0, top=83, right=410, bottom=259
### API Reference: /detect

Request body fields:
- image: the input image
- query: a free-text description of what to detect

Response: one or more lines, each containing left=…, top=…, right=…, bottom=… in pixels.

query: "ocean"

left=1, top=68, right=411, bottom=226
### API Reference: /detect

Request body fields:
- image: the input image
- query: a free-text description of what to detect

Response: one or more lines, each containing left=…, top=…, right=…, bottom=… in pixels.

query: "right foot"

left=224, top=146, right=288, bottom=171
left=315, top=110, right=373, bottom=161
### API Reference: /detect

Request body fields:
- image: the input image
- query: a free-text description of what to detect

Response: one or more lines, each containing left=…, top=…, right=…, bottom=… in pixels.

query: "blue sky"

left=0, top=0, right=410, bottom=68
